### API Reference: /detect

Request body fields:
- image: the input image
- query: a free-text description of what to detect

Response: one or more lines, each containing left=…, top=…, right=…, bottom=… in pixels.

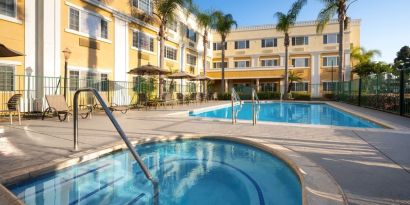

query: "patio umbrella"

left=0, top=43, right=24, bottom=57
left=128, top=63, right=170, bottom=75
left=190, top=74, right=213, bottom=95
left=167, top=71, right=196, bottom=93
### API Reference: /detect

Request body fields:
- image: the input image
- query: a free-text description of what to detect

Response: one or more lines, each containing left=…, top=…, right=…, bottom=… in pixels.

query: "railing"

left=252, top=88, right=260, bottom=125
left=73, top=88, right=158, bottom=204
left=231, top=88, right=242, bottom=124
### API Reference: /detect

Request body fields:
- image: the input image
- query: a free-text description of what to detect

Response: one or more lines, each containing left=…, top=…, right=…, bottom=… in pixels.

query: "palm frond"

left=316, top=3, right=338, bottom=33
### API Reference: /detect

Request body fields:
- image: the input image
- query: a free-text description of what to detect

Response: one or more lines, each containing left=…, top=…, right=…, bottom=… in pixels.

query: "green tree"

left=195, top=11, right=214, bottom=76
left=212, top=11, right=237, bottom=93
left=351, top=46, right=381, bottom=64
left=353, top=61, right=393, bottom=78
left=274, top=0, right=307, bottom=99
left=287, top=71, right=303, bottom=93
left=316, top=0, right=357, bottom=83
left=394, top=46, right=410, bottom=70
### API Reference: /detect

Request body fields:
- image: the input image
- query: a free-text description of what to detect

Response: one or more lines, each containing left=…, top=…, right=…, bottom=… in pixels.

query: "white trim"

left=322, top=56, right=339, bottom=68
left=65, top=28, right=112, bottom=44
left=0, top=60, right=22, bottom=66
left=130, top=46, right=156, bottom=55
left=131, top=28, right=157, bottom=38
left=131, top=30, right=156, bottom=53
left=0, top=14, right=22, bottom=24
left=65, top=1, right=112, bottom=22
left=68, top=65, right=111, bottom=73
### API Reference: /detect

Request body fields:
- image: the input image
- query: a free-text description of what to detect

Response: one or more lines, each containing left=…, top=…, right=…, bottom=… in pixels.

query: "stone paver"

left=0, top=101, right=410, bottom=205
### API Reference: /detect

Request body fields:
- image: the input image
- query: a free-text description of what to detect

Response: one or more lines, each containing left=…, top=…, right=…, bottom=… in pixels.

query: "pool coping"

left=0, top=134, right=347, bottom=205
left=187, top=100, right=395, bottom=130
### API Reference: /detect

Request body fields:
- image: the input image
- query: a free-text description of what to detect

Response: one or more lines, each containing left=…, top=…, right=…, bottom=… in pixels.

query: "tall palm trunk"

left=221, top=37, right=226, bottom=93
left=338, top=1, right=346, bottom=83
left=283, top=33, right=290, bottom=99
left=159, top=24, right=165, bottom=97
left=203, top=31, right=208, bottom=95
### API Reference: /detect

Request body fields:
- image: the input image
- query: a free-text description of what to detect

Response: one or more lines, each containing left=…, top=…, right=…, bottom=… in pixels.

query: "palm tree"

left=288, top=71, right=303, bottom=93
left=212, top=11, right=237, bottom=93
left=316, top=0, right=358, bottom=83
left=131, top=0, right=193, bottom=97
left=274, top=0, right=307, bottom=99
left=351, top=46, right=381, bottom=64
left=195, top=10, right=214, bottom=95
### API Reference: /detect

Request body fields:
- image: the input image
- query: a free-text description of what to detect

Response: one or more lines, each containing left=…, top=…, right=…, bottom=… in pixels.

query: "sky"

left=193, top=0, right=410, bottom=63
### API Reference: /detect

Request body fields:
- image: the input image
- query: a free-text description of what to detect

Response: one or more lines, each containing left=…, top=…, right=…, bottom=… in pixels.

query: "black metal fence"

left=0, top=75, right=201, bottom=113
left=332, top=71, right=410, bottom=117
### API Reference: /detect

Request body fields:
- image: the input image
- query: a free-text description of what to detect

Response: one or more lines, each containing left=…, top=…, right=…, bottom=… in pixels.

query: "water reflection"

left=9, top=139, right=301, bottom=205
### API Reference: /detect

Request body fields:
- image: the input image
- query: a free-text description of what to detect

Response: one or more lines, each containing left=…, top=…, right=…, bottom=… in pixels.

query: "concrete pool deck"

left=0, top=101, right=409, bottom=204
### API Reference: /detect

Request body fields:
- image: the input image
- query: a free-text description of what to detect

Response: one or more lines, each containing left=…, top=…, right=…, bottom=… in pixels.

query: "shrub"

left=256, top=92, right=281, bottom=100
left=217, top=93, right=231, bottom=100
left=291, top=92, right=311, bottom=101
left=323, top=93, right=334, bottom=100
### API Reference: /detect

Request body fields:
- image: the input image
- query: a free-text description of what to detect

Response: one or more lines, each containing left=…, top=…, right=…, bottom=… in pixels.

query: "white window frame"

left=290, top=81, right=309, bottom=92
left=165, top=45, right=177, bottom=61
left=0, top=0, right=21, bottom=23
left=234, top=60, right=250, bottom=68
left=291, top=57, right=310, bottom=68
left=323, top=56, right=339, bottom=67
left=322, top=81, right=334, bottom=92
left=292, top=36, right=309, bottom=46
left=0, top=64, right=15, bottom=91
left=235, top=40, right=249, bottom=49
left=213, top=62, right=228, bottom=69
left=132, top=0, right=153, bottom=14
left=323, top=33, right=339, bottom=44
left=213, top=42, right=226, bottom=51
left=132, top=30, right=155, bottom=53
left=261, top=38, right=277, bottom=48
left=186, top=53, right=197, bottom=66
left=65, top=4, right=111, bottom=43
left=260, top=59, right=279, bottom=67
left=186, top=28, right=197, bottom=43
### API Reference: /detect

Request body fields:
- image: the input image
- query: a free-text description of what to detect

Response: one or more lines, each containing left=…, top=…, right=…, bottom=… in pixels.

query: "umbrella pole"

left=180, top=78, right=183, bottom=94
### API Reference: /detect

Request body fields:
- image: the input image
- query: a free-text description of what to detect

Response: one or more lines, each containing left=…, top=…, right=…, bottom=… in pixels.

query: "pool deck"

left=1, top=101, right=410, bottom=205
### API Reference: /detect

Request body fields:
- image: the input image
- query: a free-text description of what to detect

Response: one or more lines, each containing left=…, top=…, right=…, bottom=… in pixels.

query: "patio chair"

left=132, top=93, right=148, bottom=110
left=42, top=95, right=91, bottom=122
left=177, top=93, right=188, bottom=105
left=98, top=94, right=130, bottom=114
left=0, top=94, right=22, bottom=125
left=158, top=93, right=176, bottom=108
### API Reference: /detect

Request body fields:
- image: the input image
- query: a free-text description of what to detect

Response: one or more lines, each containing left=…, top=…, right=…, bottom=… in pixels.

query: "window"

left=323, top=82, right=334, bottom=92
left=187, top=54, right=197, bottom=66
left=167, top=20, right=177, bottom=32
left=165, top=46, right=177, bottom=60
left=323, top=34, right=339, bottom=44
left=68, top=7, right=109, bottom=39
left=86, top=72, right=97, bottom=88
left=260, top=82, right=277, bottom=92
left=100, top=73, right=108, bottom=91
left=0, top=0, right=16, bottom=18
left=261, top=59, right=279, bottom=67
left=323, top=56, right=339, bottom=67
left=133, top=31, right=154, bottom=52
left=292, top=36, right=308, bottom=46
left=235, top=40, right=249, bottom=49
left=234, top=61, right=250, bottom=68
left=213, top=42, right=226, bottom=51
left=0, top=65, right=14, bottom=91
left=292, top=58, right=309, bottom=67
left=132, top=0, right=152, bottom=14
left=290, top=82, right=308, bottom=92
left=213, top=62, right=228, bottom=69
left=69, top=71, right=79, bottom=91
left=186, top=28, right=197, bottom=42
left=261, top=38, right=277, bottom=48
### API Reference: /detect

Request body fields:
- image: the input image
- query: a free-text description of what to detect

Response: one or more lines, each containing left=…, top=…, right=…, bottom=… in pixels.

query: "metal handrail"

left=73, top=88, right=158, bottom=204
left=231, top=88, right=242, bottom=124
left=252, top=89, right=260, bottom=125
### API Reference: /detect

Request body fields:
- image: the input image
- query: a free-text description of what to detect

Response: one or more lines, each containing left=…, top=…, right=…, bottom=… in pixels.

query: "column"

left=344, top=52, right=351, bottom=81
left=25, top=0, right=36, bottom=112
left=279, top=55, right=286, bottom=67
left=114, top=17, right=130, bottom=104
left=310, top=53, right=321, bottom=98
left=252, top=55, right=258, bottom=68
left=255, top=78, right=260, bottom=92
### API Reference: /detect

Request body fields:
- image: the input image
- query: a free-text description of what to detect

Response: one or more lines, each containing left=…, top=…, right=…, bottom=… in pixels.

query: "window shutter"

left=235, top=42, right=238, bottom=49
left=292, top=59, right=295, bottom=66
left=274, top=38, right=277, bottom=47
left=261, top=39, right=265, bottom=48
left=323, top=35, right=327, bottom=44
left=225, top=43, right=227, bottom=50
left=150, top=38, right=154, bottom=51
left=291, top=37, right=295, bottom=46
left=323, top=57, right=327, bottom=66
left=213, top=43, right=216, bottom=50
left=261, top=60, right=265, bottom=67
left=246, top=41, right=249, bottom=48
left=235, top=62, right=238, bottom=67
left=305, top=58, right=309, bottom=67
left=246, top=61, right=250, bottom=67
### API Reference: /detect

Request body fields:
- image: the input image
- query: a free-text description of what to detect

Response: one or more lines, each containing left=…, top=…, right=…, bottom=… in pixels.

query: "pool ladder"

left=252, top=88, right=261, bottom=125
left=231, top=88, right=242, bottom=124
left=73, top=88, right=158, bottom=205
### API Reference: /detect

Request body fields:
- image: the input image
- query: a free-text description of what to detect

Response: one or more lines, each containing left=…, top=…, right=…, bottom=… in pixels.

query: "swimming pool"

left=7, top=139, right=302, bottom=205
left=190, top=102, right=382, bottom=128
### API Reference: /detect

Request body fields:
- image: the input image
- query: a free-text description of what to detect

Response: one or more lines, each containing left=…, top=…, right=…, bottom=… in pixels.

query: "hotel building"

left=208, top=20, right=361, bottom=97
left=0, top=0, right=360, bottom=112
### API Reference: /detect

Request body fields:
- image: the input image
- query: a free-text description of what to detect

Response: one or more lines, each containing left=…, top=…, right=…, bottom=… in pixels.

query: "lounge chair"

left=99, top=94, right=130, bottom=114
left=0, top=94, right=22, bottom=125
left=42, top=95, right=91, bottom=122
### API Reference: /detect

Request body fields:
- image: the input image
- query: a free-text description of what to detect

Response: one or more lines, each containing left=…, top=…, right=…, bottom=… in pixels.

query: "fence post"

left=358, top=78, right=362, bottom=106
left=400, top=69, right=405, bottom=116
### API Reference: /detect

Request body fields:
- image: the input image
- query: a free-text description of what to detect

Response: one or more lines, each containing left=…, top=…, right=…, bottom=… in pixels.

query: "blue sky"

left=194, top=0, right=410, bottom=63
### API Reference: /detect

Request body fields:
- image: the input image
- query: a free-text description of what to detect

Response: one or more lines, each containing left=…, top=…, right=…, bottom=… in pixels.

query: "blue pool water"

left=8, top=139, right=302, bottom=205
left=190, top=102, right=381, bottom=128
